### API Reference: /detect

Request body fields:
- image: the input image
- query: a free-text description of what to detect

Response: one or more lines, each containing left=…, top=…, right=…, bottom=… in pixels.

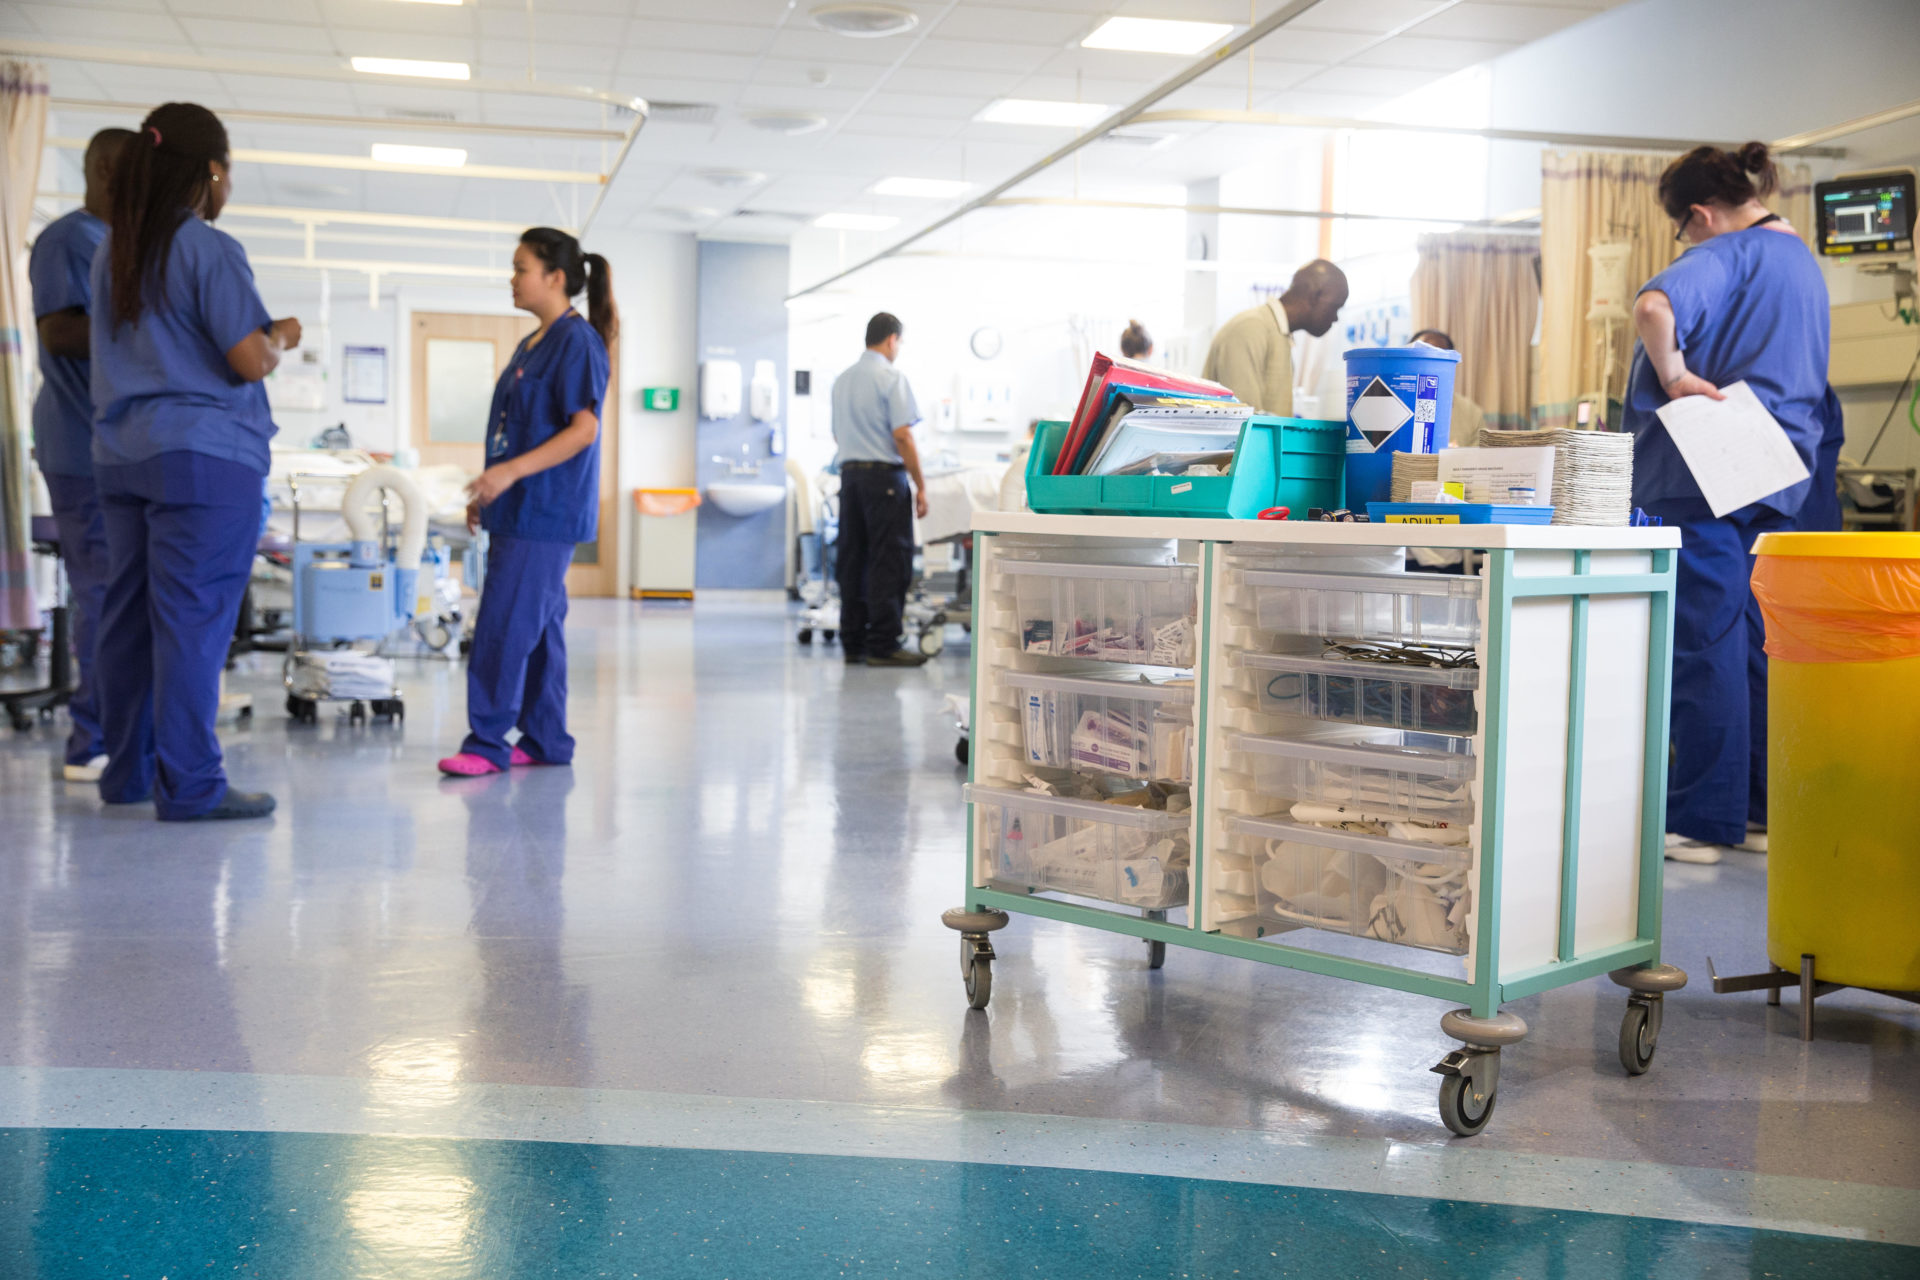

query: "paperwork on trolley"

left=290, top=650, right=394, bottom=699
left=1655, top=380, right=1811, bottom=517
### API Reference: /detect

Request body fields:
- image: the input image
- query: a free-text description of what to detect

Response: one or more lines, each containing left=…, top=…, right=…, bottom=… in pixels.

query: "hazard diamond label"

left=1349, top=376, right=1412, bottom=450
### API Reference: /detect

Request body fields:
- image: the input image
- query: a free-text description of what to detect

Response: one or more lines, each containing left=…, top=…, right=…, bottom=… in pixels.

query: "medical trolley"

left=945, top=512, right=1686, bottom=1137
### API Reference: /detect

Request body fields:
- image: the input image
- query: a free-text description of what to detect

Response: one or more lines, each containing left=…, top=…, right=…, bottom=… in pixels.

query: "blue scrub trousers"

left=461, top=534, right=575, bottom=770
left=1649, top=501, right=1793, bottom=846
left=94, top=452, right=263, bottom=819
left=43, top=472, right=110, bottom=766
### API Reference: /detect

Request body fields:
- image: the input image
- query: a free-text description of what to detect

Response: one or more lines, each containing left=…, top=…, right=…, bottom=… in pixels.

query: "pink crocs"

left=510, top=745, right=539, bottom=767
left=438, top=752, right=504, bottom=776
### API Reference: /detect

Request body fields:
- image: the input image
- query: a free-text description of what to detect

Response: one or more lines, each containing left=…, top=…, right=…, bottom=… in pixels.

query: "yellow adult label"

left=1385, top=514, right=1461, bottom=524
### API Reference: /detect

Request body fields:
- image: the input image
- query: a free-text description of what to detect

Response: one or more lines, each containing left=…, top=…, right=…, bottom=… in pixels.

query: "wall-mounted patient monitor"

left=1814, top=170, right=1915, bottom=258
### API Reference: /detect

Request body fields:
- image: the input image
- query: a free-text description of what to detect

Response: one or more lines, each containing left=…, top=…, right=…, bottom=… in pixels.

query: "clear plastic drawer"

left=999, top=560, right=1198, bottom=667
left=1229, top=731, right=1474, bottom=823
left=1242, top=568, right=1481, bottom=645
left=1000, top=670, right=1195, bottom=782
left=968, top=785, right=1189, bottom=909
left=1223, top=814, right=1471, bottom=955
left=1236, top=651, right=1479, bottom=736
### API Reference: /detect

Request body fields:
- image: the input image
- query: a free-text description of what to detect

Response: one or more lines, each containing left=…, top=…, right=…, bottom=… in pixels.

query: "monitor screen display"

left=1815, top=172, right=1916, bottom=257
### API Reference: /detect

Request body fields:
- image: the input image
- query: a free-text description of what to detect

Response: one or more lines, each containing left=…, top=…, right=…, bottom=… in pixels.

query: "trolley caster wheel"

left=8, top=712, right=31, bottom=733
left=963, top=952, right=992, bottom=1010
left=798, top=628, right=813, bottom=645
left=955, top=737, right=969, bottom=765
left=349, top=700, right=367, bottom=725
left=419, top=621, right=453, bottom=652
left=918, top=630, right=944, bottom=657
left=370, top=698, right=403, bottom=722
left=286, top=694, right=315, bottom=724
left=1619, top=999, right=1660, bottom=1076
left=1437, top=1069, right=1497, bottom=1137
left=1146, top=939, right=1166, bottom=970
left=823, top=629, right=837, bottom=643
left=236, top=705, right=252, bottom=723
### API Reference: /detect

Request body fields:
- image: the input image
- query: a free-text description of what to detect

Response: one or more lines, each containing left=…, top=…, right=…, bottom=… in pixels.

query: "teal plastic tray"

left=1025, top=416, right=1345, bottom=520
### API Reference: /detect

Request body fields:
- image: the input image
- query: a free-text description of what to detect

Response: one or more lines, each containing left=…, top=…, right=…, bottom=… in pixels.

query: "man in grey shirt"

left=831, top=312, right=930, bottom=667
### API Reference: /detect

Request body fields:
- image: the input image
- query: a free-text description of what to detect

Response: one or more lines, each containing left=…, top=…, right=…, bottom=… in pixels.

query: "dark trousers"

left=461, top=534, right=575, bottom=770
left=1649, top=501, right=1792, bottom=846
left=94, top=452, right=262, bottom=819
left=44, top=471, right=110, bottom=765
left=836, top=464, right=913, bottom=659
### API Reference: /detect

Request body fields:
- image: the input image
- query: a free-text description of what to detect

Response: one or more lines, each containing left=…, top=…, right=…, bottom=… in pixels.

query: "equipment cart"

left=946, top=513, right=1686, bottom=1136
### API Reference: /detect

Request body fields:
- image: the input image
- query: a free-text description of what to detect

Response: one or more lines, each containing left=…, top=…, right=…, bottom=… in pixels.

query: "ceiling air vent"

left=1100, top=129, right=1176, bottom=151
left=731, top=210, right=808, bottom=224
left=650, top=102, right=719, bottom=124
left=811, top=4, right=918, bottom=37
left=745, top=110, right=828, bottom=136
left=384, top=107, right=458, bottom=123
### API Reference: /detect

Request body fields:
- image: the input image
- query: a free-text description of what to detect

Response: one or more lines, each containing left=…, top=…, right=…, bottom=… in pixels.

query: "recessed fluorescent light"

left=370, top=143, right=467, bottom=167
left=350, top=56, right=471, bottom=81
left=975, top=99, right=1110, bottom=128
left=1082, top=17, right=1233, bottom=55
left=869, top=176, right=971, bottom=199
left=814, top=212, right=898, bottom=231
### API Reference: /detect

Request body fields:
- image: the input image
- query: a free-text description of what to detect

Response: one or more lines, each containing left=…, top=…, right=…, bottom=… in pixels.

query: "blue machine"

left=290, top=540, right=421, bottom=645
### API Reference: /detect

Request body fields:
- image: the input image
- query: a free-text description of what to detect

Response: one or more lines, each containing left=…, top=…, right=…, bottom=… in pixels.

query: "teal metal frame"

left=964, top=533, right=1679, bottom=1018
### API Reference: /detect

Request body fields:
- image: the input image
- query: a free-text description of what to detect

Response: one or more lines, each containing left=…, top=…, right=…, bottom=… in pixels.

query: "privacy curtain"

left=1409, top=232, right=1539, bottom=431
left=1535, top=148, right=1814, bottom=429
left=0, top=59, right=48, bottom=630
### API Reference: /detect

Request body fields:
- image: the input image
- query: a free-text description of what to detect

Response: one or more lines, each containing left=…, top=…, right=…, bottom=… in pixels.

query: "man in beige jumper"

left=1202, top=259, right=1349, bottom=415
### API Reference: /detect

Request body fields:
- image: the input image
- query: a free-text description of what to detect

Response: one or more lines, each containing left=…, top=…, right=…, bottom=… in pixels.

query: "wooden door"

left=411, top=310, right=620, bottom=597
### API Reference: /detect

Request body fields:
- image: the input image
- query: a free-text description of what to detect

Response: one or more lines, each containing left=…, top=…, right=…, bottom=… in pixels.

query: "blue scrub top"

left=1622, top=225, right=1837, bottom=519
left=28, top=208, right=107, bottom=477
left=481, top=309, right=609, bottom=544
left=89, top=214, right=277, bottom=475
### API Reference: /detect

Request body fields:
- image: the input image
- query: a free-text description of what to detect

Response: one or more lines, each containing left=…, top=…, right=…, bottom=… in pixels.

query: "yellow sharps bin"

left=1750, top=532, right=1920, bottom=996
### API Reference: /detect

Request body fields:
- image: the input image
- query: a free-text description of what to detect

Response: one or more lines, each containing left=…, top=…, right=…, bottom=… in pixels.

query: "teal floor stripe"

left=2, top=1127, right=1914, bottom=1279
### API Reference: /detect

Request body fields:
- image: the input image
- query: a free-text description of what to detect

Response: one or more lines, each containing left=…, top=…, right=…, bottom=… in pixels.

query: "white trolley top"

left=972, top=511, right=1682, bottom=551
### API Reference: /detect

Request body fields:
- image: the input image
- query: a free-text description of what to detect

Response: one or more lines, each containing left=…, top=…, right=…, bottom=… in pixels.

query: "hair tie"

left=148, top=125, right=162, bottom=146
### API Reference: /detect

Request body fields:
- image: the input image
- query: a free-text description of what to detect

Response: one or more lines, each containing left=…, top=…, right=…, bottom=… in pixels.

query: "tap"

left=710, top=442, right=761, bottom=477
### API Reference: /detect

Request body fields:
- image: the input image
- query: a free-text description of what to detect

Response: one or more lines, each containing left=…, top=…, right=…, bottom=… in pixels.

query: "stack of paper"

left=1481, top=428, right=1634, bottom=526
left=1391, top=452, right=1440, bottom=502
left=290, top=650, right=394, bottom=700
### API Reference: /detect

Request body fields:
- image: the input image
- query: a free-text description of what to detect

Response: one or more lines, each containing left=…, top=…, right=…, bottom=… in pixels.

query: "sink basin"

left=706, top=481, right=786, bottom=517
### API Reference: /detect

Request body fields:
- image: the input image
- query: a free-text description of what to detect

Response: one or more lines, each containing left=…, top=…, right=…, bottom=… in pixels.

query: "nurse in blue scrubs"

left=1622, top=141, right=1842, bottom=864
left=90, top=103, right=300, bottom=821
left=437, top=228, right=615, bottom=777
left=28, top=127, right=132, bottom=782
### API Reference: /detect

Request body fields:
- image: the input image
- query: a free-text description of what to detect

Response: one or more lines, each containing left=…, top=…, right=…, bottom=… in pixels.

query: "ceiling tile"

left=753, top=59, right=895, bottom=92
left=1345, top=33, right=1517, bottom=71
left=1412, top=3, right=1599, bottom=42
left=16, top=3, right=186, bottom=41
left=332, top=24, right=481, bottom=62
left=620, top=50, right=761, bottom=83
left=178, top=17, right=337, bottom=55
left=179, top=0, right=323, bottom=18
left=625, top=18, right=780, bottom=55
left=907, top=37, right=1055, bottom=75
left=766, top=28, right=917, bottom=65
left=838, top=115, right=966, bottom=140
left=478, top=8, right=629, bottom=44
left=930, top=5, right=1092, bottom=46
left=1291, top=0, right=1448, bottom=34
left=1258, top=26, right=1379, bottom=63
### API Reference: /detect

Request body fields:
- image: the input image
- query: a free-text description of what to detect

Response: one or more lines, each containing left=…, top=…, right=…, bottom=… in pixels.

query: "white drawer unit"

left=952, top=516, right=1684, bottom=1138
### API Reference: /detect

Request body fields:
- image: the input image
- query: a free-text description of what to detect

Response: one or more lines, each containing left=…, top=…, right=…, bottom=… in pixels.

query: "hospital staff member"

left=831, top=312, right=930, bottom=668
left=29, top=126, right=132, bottom=782
left=437, top=228, right=614, bottom=777
left=1201, top=260, right=1348, bottom=415
left=1622, top=141, right=1842, bottom=864
left=91, top=102, right=298, bottom=821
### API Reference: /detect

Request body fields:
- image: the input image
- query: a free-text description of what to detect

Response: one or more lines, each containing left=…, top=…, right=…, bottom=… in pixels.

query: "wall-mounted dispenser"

left=700, top=359, right=742, bottom=419
left=750, top=358, right=780, bottom=423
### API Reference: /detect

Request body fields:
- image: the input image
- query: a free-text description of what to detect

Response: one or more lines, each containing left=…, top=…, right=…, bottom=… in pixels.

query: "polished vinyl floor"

left=1, top=597, right=1916, bottom=1278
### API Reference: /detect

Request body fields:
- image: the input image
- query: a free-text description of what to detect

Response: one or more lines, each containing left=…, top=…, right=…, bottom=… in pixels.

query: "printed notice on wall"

left=343, top=345, right=388, bottom=404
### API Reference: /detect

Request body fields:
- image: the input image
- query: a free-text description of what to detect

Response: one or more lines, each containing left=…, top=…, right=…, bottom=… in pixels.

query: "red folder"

left=1053, top=353, right=1238, bottom=475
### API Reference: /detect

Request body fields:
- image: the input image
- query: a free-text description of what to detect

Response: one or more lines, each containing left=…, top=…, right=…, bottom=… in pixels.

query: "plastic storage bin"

left=1224, top=814, right=1471, bottom=954
left=999, top=559, right=1198, bottom=666
left=1240, top=568, right=1482, bottom=644
left=1237, top=651, right=1479, bottom=736
left=969, top=785, right=1189, bottom=909
left=1229, top=731, right=1474, bottom=823
left=1024, top=417, right=1346, bottom=520
left=1000, top=670, right=1194, bottom=782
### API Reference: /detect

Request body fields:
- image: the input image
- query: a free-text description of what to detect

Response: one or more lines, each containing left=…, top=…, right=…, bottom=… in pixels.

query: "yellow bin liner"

left=1750, top=532, right=1920, bottom=991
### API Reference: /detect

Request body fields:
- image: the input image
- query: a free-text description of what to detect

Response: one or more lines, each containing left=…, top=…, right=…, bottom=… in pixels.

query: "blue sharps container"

left=1343, top=345, right=1460, bottom=509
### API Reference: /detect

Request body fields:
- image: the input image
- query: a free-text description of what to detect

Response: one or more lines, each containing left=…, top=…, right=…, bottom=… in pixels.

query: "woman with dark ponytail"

left=1622, top=141, right=1842, bottom=864
left=438, top=227, right=614, bottom=776
left=89, top=102, right=299, bottom=821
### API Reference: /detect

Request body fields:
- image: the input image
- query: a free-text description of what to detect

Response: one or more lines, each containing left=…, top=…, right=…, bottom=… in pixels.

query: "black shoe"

left=865, top=649, right=929, bottom=667
left=843, top=653, right=867, bottom=666
left=166, top=790, right=278, bottom=822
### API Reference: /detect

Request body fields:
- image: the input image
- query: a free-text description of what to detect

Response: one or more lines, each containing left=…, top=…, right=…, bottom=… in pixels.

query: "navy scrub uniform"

left=88, top=216, right=278, bottom=820
left=28, top=207, right=111, bottom=767
left=462, top=309, right=609, bottom=770
left=1620, top=223, right=1840, bottom=847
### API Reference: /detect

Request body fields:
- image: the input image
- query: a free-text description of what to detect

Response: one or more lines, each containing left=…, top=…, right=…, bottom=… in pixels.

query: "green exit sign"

left=642, top=387, right=679, bottom=412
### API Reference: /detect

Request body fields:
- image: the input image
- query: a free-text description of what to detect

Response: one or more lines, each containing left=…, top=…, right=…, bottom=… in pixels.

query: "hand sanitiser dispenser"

left=750, top=358, right=780, bottom=423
